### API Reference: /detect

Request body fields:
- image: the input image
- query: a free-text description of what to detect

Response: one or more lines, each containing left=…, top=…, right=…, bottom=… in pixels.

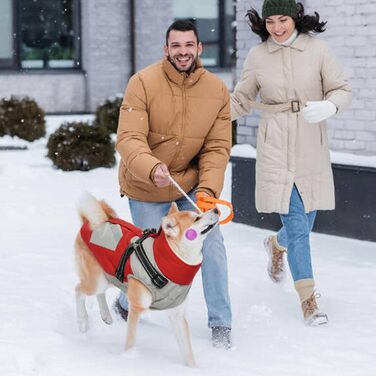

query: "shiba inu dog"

left=74, top=192, right=219, bottom=366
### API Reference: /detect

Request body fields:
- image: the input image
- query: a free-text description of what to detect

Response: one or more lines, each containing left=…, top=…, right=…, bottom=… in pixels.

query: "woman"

left=231, top=0, right=352, bottom=325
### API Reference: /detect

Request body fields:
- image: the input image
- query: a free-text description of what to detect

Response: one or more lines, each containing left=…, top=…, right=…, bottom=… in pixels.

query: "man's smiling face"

left=164, top=30, right=202, bottom=73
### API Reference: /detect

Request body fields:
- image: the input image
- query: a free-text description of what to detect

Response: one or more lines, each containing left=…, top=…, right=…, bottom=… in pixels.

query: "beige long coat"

left=117, top=59, right=231, bottom=202
left=231, top=33, right=352, bottom=214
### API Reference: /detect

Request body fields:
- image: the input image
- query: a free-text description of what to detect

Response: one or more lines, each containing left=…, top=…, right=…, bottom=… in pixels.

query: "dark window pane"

left=201, top=44, right=219, bottom=67
left=0, top=0, right=14, bottom=68
left=19, top=0, right=79, bottom=69
left=173, top=0, right=235, bottom=68
left=224, top=0, right=236, bottom=67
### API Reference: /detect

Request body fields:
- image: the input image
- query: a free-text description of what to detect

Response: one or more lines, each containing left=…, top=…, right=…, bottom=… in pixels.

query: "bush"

left=47, top=121, right=116, bottom=171
left=0, top=96, right=46, bottom=141
left=93, top=95, right=123, bottom=134
left=0, top=116, right=5, bottom=137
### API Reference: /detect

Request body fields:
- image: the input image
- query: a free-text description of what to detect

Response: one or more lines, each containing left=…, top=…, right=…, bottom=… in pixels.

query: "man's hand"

left=152, top=163, right=170, bottom=187
left=301, top=100, right=337, bottom=124
left=196, top=191, right=217, bottom=213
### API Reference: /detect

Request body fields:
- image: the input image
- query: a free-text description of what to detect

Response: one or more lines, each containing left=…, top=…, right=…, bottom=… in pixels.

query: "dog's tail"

left=76, top=192, right=117, bottom=230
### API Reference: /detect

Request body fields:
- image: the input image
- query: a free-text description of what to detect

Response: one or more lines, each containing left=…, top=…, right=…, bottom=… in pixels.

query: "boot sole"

left=306, top=314, right=329, bottom=326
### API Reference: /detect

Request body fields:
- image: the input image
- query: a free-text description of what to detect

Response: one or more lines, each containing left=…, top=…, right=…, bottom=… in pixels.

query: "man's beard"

left=167, top=53, right=198, bottom=74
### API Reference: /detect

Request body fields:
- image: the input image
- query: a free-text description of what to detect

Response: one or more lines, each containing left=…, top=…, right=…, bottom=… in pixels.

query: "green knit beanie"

left=262, top=0, right=298, bottom=19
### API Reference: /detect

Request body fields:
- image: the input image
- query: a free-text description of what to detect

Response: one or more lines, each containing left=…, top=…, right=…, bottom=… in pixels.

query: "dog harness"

left=80, top=218, right=201, bottom=310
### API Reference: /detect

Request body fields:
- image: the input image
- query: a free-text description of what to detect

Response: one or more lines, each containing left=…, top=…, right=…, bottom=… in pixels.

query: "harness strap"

left=115, top=242, right=136, bottom=282
left=134, top=232, right=168, bottom=289
left=115, top=228, right=168, bottom=289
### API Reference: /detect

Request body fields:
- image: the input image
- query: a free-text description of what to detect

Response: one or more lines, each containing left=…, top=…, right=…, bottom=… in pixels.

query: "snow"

left=1, top=116, right=376, bottom=376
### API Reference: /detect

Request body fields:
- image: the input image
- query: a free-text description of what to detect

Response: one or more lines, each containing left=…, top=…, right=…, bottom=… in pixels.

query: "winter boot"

left=113, top=298, right=128, bottom=322
left=301, top=294, right=328, bottom=326
left=295, top=279, right=328, bottom=326
left=211, top=326, right=232, bottom=350
left=264, top=235, right=286, bottom=283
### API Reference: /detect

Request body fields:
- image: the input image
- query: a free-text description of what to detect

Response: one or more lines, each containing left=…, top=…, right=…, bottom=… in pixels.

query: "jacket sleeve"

left=321, top=42, right=352, bottom=113
left=197, top=84, right=231, bottom=198
left=230, top=48, right=260, bottom=121
left=116, top=74, right=160, bottom=183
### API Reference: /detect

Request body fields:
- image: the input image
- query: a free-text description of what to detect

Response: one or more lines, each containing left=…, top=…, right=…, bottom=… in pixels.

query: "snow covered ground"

left=1, top=115, right=375, bottom=376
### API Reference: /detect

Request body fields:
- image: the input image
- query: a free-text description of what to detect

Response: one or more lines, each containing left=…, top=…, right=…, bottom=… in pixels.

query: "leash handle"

left=196, top=196, right=234, bottom=225
left=168, top=175, right=233, bottom=224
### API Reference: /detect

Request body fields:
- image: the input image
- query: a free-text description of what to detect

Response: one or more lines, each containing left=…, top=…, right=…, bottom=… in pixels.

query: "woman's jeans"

left=276, top=185, right=317, bottom=282
left=118, top=190, right=232, bottom=328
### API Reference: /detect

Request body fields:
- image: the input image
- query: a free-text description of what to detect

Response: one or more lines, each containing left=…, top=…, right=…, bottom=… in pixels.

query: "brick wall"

left=81, top=0, right=130, bottom=111
left=235, top=0, right=376, bottom=155
left=134, top=0, right=173, bottom=71
left=81, top=0, right=172, bottom=112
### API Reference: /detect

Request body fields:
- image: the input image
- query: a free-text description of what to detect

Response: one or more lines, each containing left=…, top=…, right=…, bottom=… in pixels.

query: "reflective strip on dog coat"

left=80, top=218, right=201, bottom=310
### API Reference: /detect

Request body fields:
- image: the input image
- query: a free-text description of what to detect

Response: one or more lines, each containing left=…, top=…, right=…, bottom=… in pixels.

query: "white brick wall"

left=235, top=0, right=376, bottom=155
left=0, top=0, right=173, bottom=113
left=82, top=0, right=172, bottom=112
left=135, top=0, right=172, bottom=71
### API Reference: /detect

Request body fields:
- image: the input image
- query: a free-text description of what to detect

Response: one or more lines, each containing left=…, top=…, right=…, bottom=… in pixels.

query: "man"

left=115, top=19, right=232, bottom=348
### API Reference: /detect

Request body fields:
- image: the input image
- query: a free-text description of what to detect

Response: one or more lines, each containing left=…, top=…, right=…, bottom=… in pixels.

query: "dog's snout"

left=213, top=208, right=219, bottom=215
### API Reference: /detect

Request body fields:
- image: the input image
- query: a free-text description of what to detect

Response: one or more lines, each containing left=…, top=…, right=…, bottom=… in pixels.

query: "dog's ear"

left=168, top=202, right=179, bottom=215
left=161, top=216, right=180, bottom=238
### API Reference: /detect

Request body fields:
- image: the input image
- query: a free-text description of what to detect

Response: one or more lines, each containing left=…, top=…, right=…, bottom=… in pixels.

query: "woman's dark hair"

left=166, top=19, right=200, bottom=45
left=246, top=2, right=327, bottom=42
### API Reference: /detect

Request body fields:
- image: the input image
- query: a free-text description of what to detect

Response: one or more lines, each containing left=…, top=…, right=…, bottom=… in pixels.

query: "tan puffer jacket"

left=231, top=34, right=352, bottom=214
left=116, top=58, right=231, bottom=202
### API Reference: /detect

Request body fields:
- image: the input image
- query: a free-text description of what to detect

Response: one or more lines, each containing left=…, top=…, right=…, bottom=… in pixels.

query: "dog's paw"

left=186, top=359, right=198, bottom=368
left=78, top=319, right=89, bottom=333
left=101, top=314, right=113, bottom=325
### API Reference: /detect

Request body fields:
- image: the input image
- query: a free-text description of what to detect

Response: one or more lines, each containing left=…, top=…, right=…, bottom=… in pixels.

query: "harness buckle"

left=291, top=100, right=300, bottom=113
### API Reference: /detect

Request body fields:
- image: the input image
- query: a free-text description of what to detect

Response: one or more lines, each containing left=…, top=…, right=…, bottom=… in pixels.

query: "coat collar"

left=153, top=229, right=201, bottom=285
left=266, top=33, right=310, bottom=53
left=162, top=58, right=205, bottom=87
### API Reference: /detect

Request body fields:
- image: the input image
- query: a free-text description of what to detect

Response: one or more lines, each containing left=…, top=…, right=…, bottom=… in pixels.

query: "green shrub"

left=93, top=95, right=123, bottom=134
left=47, top=121, right=116, bottom=171
left=0, top=115, right=5, bottom=137
left=0, top=96, right=46, bottom=141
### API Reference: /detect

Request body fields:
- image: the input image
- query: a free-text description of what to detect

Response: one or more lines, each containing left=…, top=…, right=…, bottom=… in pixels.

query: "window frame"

left=174, top=0, right=235, bottom=69
left=0, top=0, right=81, bottom=72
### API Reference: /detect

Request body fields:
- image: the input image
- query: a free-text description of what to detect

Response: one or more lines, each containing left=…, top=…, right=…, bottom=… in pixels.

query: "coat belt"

left=255, top=100, right=302, bottom=113
left=235, top=99, right=302, bottom=113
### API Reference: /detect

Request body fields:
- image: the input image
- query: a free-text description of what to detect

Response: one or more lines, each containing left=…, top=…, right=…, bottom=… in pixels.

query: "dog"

left=74, top=192, right=219, bottom=367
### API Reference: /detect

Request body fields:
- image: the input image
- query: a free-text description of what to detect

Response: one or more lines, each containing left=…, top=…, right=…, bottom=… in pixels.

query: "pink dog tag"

left=185, top=228, right=197, bottom=241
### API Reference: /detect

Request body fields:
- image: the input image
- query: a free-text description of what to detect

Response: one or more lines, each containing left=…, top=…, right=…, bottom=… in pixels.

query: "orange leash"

left=196, top=196, right=234, bottom=225
left=168, top=176, right=234, bottom=225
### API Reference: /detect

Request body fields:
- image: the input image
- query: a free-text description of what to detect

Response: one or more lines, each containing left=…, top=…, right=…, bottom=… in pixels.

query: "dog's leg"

left=96, top=293, right=113, bottom=325
left=125, top=278, right=152, bottom=351
left=94, top=273, right=112, bottom=325
left=168, top=299, right=196, bottom=367
left=76, top=284, right=89, bottom=332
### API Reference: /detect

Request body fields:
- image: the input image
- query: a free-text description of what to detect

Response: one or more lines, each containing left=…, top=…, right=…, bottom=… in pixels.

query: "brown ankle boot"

left=264, top=235, right=286, bottom=283
left=302, top=293, right=328, bottom=326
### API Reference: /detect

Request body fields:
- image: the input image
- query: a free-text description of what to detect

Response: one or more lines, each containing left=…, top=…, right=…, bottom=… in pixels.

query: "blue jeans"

left=276, top=185, right=317, bottom=282
left=118, top=190, right=232, bottom=328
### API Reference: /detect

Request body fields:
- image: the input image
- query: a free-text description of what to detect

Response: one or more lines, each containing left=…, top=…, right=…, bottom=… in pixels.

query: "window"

left=173, top=0, right=235, bottom=68
left=0, top=0, right=80, bottom=70
left=0, top=0, right=14, bottom=68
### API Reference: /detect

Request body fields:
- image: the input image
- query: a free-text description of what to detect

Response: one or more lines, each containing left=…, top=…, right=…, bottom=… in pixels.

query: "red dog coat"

left=80, top=218, right=201, bottom=286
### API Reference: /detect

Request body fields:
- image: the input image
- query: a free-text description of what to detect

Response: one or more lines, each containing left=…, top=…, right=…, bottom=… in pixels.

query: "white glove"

left=301, top=100, right=337, bottom=123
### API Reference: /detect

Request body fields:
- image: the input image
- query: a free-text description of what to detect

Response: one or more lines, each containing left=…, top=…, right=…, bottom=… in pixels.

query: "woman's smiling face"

left=265, top=15, right=295, bottom=43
